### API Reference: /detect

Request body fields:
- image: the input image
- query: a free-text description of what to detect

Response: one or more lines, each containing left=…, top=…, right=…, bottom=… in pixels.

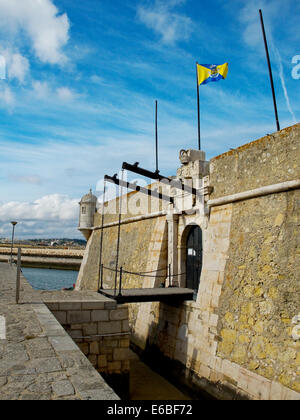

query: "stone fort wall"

left=76, top=123, right=300, bottom=400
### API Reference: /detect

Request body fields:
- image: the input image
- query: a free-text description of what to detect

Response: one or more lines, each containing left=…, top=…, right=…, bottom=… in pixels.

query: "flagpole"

left=196, top=62, right=201, bottom=150
left=155, top=100, right=158, bottom=172
left=259, top=9, right=280, bottom=132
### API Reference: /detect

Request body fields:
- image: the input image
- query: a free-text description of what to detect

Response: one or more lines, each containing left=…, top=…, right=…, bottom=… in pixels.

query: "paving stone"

left=79, top=388, right=120, bottom=400
left=52, top=380, right=75, bottom=397
left=0, top=377, right=7, bottom=387
left=49, top=336, right=78, bottom=352
left=29, top=358, right=62, bottom=374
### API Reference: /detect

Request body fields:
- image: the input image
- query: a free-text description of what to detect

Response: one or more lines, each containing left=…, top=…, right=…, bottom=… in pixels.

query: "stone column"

left=166, top=213, right=179, bottom=287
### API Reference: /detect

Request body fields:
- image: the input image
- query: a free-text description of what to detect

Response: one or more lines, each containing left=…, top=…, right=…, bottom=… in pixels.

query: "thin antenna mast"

left=155, top=100, right=159, bottom=172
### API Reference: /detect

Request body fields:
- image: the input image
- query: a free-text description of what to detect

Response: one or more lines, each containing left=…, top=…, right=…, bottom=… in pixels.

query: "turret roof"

left=80, top=189, right=97, bottom=203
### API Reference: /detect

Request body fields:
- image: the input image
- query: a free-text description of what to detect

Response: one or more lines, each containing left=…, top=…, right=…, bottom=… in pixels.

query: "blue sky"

left=0, top=0, right=299, bottom=238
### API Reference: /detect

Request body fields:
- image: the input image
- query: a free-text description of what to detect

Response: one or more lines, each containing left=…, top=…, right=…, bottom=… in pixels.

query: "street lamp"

left=10, top=221, right=17, bottom=264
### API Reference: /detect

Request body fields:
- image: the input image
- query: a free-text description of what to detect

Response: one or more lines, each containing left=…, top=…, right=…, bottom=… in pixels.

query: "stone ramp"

left=0, top=263, right=119, bottom=400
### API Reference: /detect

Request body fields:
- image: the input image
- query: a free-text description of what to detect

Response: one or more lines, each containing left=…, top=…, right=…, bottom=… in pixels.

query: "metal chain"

left=103, top=265, right=185, bottom=279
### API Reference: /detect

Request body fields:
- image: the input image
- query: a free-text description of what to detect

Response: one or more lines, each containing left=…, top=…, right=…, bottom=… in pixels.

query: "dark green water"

left=21, top=267, right=78, bottom=290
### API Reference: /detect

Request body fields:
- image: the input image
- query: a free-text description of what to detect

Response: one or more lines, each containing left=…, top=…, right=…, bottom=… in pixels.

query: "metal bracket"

left=122, top=162, right=201, bottom=197
left=104, top=174, right=174, bottom=204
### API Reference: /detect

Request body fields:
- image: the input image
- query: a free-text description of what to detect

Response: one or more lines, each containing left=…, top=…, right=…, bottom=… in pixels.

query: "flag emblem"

left=197, top=63, right=228, bottom=85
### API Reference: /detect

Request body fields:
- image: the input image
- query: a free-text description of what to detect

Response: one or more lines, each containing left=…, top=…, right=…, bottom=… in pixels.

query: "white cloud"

left=0, top=194, right=79, bottom=222
left=56, top=86, right=76, bottom=101
left=9, top=175, right=42, bottom=185
left=0, top=49, right=30, bottom=83
left=0, top=0, right=70, bottom=65
left=90, top=74, right=109, bottom=86
left=0, top=86, right=15, bottom=108
left=273, top=46, right=297, bottom=124
left=137, top=0, right=193, bottom=44
left=32, top=80, right=51, bottom=99
left=0, top=194, right=81, bottom=238
left=32, top=81, right=77, bottom=102
left=239, top=0, right=284, bottom=49
left=8, top=53, right=30, bottom=83
left=0, top=194, right=80, bottom=239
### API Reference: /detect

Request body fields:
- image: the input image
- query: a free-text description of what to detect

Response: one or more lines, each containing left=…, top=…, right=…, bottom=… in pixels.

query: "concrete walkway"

left=0, top=263, right=119, bottom=400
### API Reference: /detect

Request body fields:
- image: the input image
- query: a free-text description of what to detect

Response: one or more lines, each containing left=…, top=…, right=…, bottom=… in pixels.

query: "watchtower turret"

left=78, top=189, right=97, bottom=240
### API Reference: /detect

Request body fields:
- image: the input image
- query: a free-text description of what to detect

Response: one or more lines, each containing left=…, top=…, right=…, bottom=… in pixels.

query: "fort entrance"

left=186, top=226, right=202, bottom=293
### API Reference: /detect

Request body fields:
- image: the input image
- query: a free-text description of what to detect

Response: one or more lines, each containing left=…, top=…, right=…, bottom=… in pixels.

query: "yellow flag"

left=197, top=63, right=228, bottom=85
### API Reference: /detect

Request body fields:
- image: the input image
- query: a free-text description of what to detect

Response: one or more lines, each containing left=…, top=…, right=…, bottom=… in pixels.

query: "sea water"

left=21, top=267, right=78, bottom=291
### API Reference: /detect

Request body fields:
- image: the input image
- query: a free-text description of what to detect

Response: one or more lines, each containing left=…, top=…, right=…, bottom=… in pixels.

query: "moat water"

left=21, top=267, right=78, bottom=290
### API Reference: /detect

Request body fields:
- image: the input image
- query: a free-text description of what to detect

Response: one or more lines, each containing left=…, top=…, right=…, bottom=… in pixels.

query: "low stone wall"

left=0, top=247, right=83, bottom=270
left=46, top=300, right=130, bottom=398
left=0, top=247, right=84, bottom=258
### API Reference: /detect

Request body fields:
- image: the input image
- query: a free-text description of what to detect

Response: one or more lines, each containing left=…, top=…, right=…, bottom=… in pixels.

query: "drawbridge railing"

left=99, top=264, right=186, bottom=298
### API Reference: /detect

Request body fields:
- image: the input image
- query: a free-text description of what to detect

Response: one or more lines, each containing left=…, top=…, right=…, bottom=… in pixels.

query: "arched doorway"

left=186, top=226, right=203, bottom=293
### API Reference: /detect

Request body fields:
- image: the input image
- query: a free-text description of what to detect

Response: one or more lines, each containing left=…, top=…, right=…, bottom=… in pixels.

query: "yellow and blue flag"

left=197, top=63, right=228, bottom=85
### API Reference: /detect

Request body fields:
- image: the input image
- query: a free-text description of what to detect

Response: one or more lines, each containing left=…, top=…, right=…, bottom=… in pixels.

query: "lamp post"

left=10, top=221, right=17, bottom=264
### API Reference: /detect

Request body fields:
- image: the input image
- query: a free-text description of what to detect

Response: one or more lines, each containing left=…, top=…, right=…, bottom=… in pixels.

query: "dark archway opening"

left=186, top=226, right=203, bottom=296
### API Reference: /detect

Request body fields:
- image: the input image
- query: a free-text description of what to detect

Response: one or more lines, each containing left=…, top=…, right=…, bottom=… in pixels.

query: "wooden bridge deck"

left=98, top=287, right=194, bottom=304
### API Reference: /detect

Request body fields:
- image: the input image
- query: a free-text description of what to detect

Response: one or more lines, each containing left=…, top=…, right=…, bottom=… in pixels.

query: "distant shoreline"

left=0, top=246, right=83, bottom=271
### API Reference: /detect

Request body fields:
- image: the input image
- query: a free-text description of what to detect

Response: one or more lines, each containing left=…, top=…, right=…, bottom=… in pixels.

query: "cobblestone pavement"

left=0, top=263, right=119, bottom=400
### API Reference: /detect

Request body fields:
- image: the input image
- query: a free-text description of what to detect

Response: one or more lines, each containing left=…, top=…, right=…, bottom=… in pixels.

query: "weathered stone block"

left=120, top=338, right=130, bottom=348
left=122, top=320, right=130, bottom=332
left=99, top=347, right=114, bottom=355
left=109, top=308, right=128, bottom=321
left=78, top=342, right=89, bottom=355
left=45, top=302, right=59, bottom=311
left=121, top=360, right=130, bottom=371
left=81, top=301, right=105, bottom=310
left=91, top=310, right=109, bottom=322
left=113, top=348, right=129, bottom=361
left=104, top=301, right=117, bottom=310
left=89, top=341, right=99, bottom=354
left=69, top=330, right=82, bottom=339
left=70, top=323, right=83, bottom=330
left=52, top=311, right=67, bottom=325
left=98, top=355, right=107, bottom=368
left=82, top=322, right=98, bottom=336
left=67, top=310, right=91, bottom=324
left=102, top=338, right=119, bottom=347
left=107, top=361, right=122, bottom=372
left=98, top=321, right=122, bottom=335
left=59, top=302, right=82, bottom=311
left=88, top=354, right=97, bottom=367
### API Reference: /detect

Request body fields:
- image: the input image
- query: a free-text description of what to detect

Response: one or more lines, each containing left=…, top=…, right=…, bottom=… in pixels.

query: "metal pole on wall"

left=259, top=9, right=280, bottom=132
left=196, top=62, right=201, bottom=150
left=10, top=221, right=17, bottom=264
left=118, top=266, right=123, bottom=297
left=16, top=248, right=21, bottom=304
left=155, top=100, right=159, bottom=172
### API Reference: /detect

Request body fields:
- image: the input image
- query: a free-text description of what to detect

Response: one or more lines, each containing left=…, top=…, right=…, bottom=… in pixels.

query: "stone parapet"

left=46, top=299, right=130, bottom=398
